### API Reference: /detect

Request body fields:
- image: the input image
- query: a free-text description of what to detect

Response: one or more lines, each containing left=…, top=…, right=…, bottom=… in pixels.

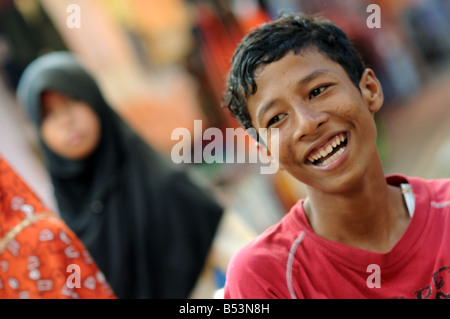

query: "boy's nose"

left=292, top=105, right=328, bottom=140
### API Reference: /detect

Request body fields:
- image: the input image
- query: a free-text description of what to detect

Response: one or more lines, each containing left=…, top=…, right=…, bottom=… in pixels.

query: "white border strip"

left=286, top=231, right=306, bottom=299
left=431, top=201, right=450, bottom=209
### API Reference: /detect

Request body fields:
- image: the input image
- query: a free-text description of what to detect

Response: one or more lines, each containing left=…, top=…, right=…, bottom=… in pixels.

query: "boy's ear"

left=359, top=68, right=384, bottom=115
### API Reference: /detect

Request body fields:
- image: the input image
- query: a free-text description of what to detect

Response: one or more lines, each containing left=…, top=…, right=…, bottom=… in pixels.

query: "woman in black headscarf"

left=16, top=51, right=224, bottom=299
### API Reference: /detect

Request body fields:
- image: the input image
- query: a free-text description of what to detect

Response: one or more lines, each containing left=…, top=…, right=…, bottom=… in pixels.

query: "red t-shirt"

left=224, top=175, right=450, bottom=299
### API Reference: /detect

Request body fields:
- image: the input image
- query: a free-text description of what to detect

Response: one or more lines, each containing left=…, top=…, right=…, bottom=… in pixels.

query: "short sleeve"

left=224, top=243, right=290, bottom=299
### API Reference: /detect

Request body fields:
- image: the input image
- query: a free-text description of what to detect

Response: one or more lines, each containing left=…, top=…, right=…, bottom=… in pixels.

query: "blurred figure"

left=0, top=156, right=116, bottom=299
left=16, top=51, right=225, bottom=298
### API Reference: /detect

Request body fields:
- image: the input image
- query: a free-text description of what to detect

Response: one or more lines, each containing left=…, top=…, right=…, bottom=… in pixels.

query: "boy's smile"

left=305, top=131, right=349, bottom=169
left=247, top=49, right=383, bottom=193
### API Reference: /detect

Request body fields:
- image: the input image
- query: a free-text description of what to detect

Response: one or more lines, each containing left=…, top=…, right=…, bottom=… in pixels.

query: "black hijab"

left=17, top=51, right=223, bottom=298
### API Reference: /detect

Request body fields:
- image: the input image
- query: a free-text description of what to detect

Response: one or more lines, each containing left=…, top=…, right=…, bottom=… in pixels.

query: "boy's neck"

left=302, top=163, right=410, bottom=253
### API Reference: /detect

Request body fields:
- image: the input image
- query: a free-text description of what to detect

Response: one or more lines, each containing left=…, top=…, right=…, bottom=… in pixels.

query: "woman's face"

left=40, top=90, right=101, bottom=160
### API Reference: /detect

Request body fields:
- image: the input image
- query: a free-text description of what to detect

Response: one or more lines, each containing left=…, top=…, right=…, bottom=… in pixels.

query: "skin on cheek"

left=40, top=103, right=101, bottom=160
left=41, top=122, right=64, bottom=155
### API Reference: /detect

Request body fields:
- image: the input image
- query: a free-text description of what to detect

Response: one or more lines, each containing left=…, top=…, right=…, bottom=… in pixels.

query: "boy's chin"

left=301, top=168, right=367, bottom=195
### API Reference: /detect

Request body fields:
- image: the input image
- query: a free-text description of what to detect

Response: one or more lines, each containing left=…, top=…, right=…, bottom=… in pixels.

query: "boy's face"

left=40, top=90, right=101, bottom=160
left=246, top=49, right=383, bottom=193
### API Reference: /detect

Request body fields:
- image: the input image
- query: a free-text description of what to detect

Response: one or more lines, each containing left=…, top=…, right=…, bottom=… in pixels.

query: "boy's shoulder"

left=224, top=200, right=307, bottom=298
left=395, top=174, right=450, bottom=203
left=235, top=199, right=306, bottom=254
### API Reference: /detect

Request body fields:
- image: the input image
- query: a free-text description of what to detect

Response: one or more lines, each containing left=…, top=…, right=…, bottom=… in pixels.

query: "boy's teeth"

left=317, top=146, right=346, bottom=166
left=307, top=134, right=347, bottom=164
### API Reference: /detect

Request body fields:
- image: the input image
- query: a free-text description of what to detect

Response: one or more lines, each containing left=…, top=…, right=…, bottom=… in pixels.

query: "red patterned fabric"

left=0, top=156, right=116, bottom=299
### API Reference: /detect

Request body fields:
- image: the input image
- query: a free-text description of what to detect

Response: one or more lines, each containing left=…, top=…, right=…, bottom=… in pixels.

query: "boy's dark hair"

left=223, top=13, right=366, bottom=133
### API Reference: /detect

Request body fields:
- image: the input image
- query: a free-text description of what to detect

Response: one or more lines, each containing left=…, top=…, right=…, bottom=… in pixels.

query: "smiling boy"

left=222, top=14, right=450, bottom=299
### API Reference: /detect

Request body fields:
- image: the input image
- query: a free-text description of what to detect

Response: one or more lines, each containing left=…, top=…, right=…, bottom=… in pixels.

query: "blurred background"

left=0, top=0, right=449, bottom=235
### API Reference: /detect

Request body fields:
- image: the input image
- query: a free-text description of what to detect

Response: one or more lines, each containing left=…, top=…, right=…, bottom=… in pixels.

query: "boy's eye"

left=309, top=86, right=328, bottom=99
left=267, top=113, right=286, bottom=127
